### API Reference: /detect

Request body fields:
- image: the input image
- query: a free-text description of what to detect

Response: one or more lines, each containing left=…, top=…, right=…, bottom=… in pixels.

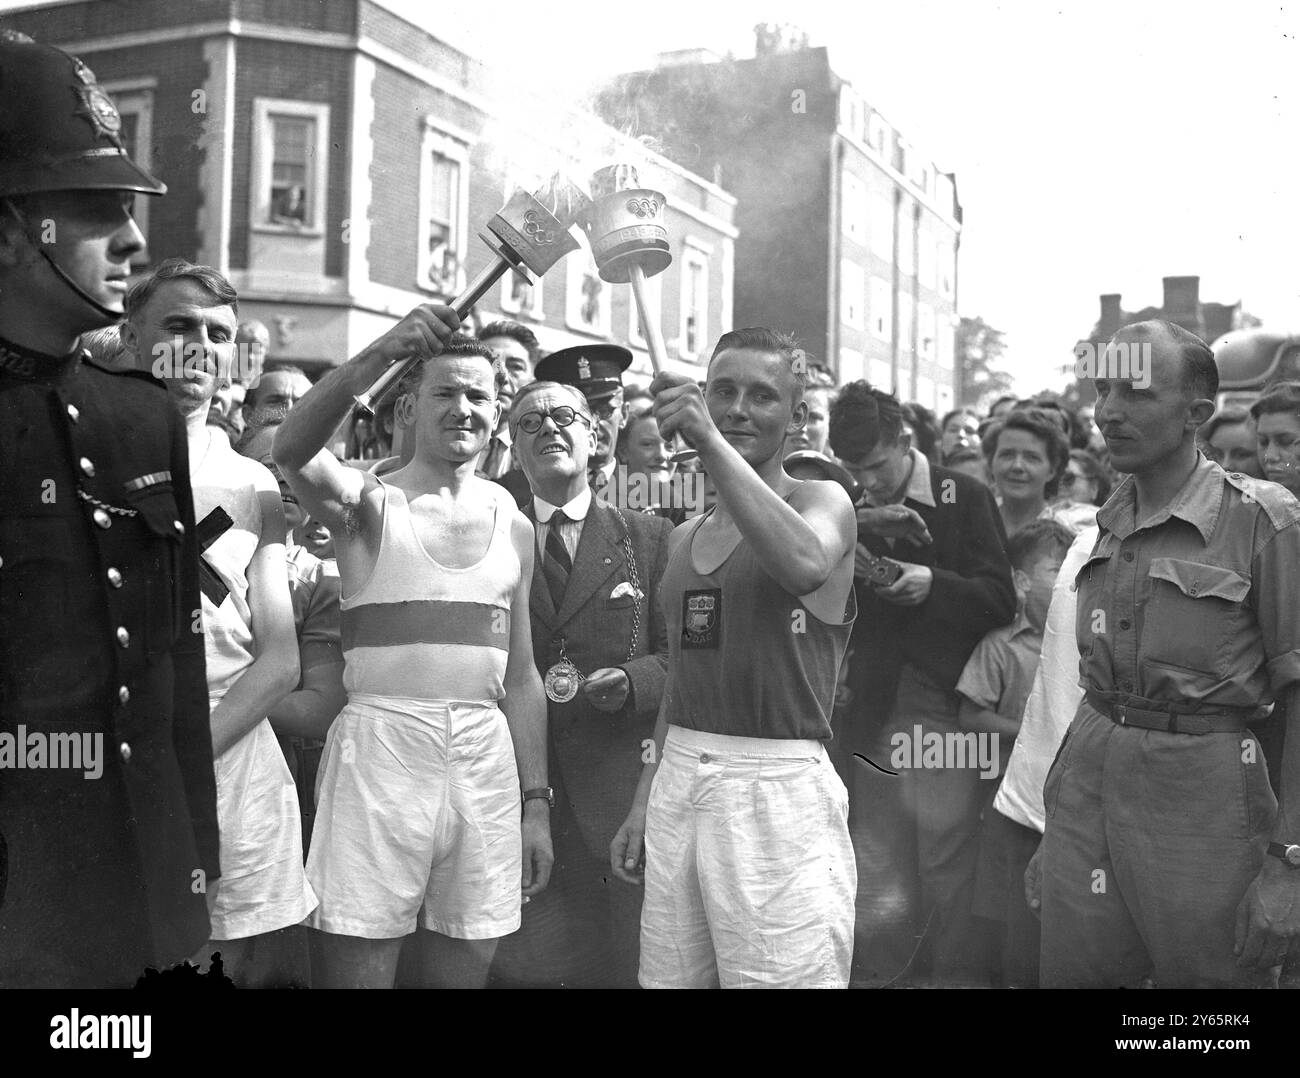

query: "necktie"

left=543, top=510, right=572, bottom=609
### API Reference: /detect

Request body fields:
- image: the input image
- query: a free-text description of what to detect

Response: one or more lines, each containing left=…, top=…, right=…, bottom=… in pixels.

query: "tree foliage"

left=956, top=315, right=1014, bottom=408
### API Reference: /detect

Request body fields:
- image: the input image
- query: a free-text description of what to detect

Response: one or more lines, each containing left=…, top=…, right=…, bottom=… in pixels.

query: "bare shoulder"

left=789, top=477, right=855, bottom=523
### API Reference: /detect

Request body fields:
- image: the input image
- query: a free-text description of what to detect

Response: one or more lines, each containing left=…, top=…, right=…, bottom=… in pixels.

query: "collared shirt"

left=877, top=447, right=936, bottom=551
left=956, top=609, right=1044, bottom=775
left=1075, top=454, right=1300, bottom=711
left=533, top=486, right=591, bottom=564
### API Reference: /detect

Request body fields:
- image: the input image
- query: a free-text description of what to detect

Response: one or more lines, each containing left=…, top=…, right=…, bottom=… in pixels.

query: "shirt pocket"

left=1142, top=557, right=1250, bottom=681
left=1072, top=550, right=1112, bottom=660
left=124, top=483, right=185, bottom=657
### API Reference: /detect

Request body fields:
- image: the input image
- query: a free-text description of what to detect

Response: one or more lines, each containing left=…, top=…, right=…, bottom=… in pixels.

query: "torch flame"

left=530, top=174, right=591, bottom=229
left=591, top=163, right=641, bottom=198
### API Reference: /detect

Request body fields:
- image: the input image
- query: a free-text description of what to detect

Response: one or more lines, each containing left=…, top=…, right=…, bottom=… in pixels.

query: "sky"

left=6, top=0, right=1298, bottom=394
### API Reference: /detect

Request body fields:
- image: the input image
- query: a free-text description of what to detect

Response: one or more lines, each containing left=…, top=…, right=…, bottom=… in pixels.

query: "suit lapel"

left=554, top=504, right=622, bottom=629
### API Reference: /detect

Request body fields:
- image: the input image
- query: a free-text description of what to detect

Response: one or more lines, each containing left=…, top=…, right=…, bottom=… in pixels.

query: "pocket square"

left=610, top=582, right=643, bottom=601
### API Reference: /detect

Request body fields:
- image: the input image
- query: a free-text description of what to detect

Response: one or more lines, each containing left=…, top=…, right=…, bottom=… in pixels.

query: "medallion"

left=544, top=659, right=583, bottom=703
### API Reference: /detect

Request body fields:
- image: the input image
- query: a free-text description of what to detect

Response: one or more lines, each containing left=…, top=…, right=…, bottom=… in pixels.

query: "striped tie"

left=543, top=510, right=572, bottom=609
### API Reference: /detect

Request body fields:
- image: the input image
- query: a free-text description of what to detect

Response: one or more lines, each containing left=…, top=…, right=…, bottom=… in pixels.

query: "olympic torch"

left=354, top=175, right=591, bottom=412
left=581, top=164, right=696, bottom=462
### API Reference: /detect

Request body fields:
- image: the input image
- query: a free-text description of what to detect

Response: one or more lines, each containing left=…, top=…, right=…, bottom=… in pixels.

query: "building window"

left=916, top=373, right=935, bottom=409
left=679, top=240, right=710, bottom=360
left=840, top=259, right=865, bottom=330
left=841, top=171, right=866, bottom=242
left=870, top=277, right=892, bottom=342
left=565, top=244, right=611, bottom=337
left=897, top=196, right=915, bottom=278
left=917, top=230, right=937, bottom=290
left=938, top=241, right=956, bottom=299
left=936, top=382, right=954, bottom=413
left=104, top=84, right=153, bottom=263
left=868, top=112, right=889, bottom=153
left=252, top=99, right=329, bottom=234
left=868, top=357, right=893, bottom=391
left=419, top=123, right=470, bottom=297
left=898, top=292, right=914, bottom=353
left=870, top=195, right=893, bottom=262
left=937, top=317, right=955, bottom=370
left=500, top=269, right=543, bottom=320
left=918, top=302, right=936, bottom=361
left=838, top=347, right=864, bottom=386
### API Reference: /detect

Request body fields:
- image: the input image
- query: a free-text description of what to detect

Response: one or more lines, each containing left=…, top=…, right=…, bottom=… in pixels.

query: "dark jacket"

left=524, top=500, right=671, bottom=859
left=0, top=344, right=219, bottom=985
left=842, top=461, right=1016, bottom=755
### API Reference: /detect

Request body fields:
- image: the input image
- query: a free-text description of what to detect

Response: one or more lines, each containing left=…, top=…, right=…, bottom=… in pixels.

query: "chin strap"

left=3, top=198, right=121, bottom=321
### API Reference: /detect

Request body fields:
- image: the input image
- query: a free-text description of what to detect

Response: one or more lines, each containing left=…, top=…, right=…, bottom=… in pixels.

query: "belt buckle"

left=1115, top=704, right=1127, bottom=725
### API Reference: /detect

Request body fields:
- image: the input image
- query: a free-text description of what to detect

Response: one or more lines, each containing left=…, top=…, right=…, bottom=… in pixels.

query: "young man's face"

left=1, top=190, right=143, bottom=330
left=413, top=354, right=499, bottom=464
left=481, top=335, right=532, bottom=403
left=705, top=347, right=806, bottom=468
left=941, top=412, right=979, bottom=459
left=841, top=433, right=912, bottom=505
left=786, top=386, right=830, bottom=454
left=249, top=369, right=312, bottom=414
left=124, top=277, right=237, bottom=416
left=1095, top=329, right=1202, bottom=475
left=513, top=386, right=595, bottom=491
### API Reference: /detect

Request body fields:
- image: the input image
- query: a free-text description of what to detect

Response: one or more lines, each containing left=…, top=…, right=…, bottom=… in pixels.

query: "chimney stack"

left=1162, top=276, right=1202, bottom=335
left=1099, top=293, right=1122, bottom=338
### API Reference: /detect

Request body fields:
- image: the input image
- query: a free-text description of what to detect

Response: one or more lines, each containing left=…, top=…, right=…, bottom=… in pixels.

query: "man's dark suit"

left=492, top=498, right=671, bottom=988
left=836, top=456, right=1015, bottom=985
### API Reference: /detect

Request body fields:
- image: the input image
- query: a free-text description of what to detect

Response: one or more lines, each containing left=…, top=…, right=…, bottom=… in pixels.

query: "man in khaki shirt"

left=1032, top=320, right=1300, bottom=987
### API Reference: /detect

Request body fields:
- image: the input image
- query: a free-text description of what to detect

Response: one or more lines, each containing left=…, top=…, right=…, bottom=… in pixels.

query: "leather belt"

left=1085, top=689, right=1253, bottom=736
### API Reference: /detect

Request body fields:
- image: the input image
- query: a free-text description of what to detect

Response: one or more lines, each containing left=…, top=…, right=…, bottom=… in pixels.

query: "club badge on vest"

left=682, top=587, right=721, bottom=649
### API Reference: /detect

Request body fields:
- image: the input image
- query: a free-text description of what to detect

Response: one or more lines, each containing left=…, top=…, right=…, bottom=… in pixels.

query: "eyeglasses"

left=516, top=405, right=592, bottom=435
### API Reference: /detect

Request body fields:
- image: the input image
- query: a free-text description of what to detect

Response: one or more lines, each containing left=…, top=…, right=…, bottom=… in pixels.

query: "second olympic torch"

left=582, top=164, right=696, bottom=462
left=354, top=176, right=591, bottom=412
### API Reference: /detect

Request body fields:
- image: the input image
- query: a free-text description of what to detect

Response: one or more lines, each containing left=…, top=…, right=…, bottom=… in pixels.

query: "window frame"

left=417, top=120, right=471, bottom=298
left=678, top=238, right=711, bottom=362
left=251, top=98, right=331, bottom=236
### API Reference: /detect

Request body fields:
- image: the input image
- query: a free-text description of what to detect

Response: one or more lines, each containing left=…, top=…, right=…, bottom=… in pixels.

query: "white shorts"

left=639, top=725, right=856, bottom=989
left=208, top=708, right=318, bottom=941
left=306, top=694, right=522, bottom=940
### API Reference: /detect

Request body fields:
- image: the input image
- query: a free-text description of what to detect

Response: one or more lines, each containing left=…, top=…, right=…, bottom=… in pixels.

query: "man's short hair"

left=988, top=395, right=1018, bottom=418
left=396, top=335, right=500, bottom=395
left=236, top=319, right=268, bottom=339
left=124, top=257, right=238, bottom=320
left=708, top=327, right=808, bottom=400
left=1114, top=319, right=1218, bottom=401
left=901, top=401, right=939, bottom=461
left=80, top=324, right=126, bottom=367
left=509, top=380, right=592, bottom=435
left=981, top=407, right=1071, bottom=500
left=478, top=320, right=539, bottom=360
left=245, top=363, right=309, bottom=408
left=1249, top=382, right=1300, bottom=422
left=828, top=381, right=904, bottom=462
left=1005, top=518, right=1075, bottom=572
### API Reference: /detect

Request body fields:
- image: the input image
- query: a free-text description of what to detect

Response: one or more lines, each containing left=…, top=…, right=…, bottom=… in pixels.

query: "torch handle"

left=628, top=263, right=697, bottom=463
left=353, top=255, right=515, bottom=414
left=627, top=263, right=665, bottom=376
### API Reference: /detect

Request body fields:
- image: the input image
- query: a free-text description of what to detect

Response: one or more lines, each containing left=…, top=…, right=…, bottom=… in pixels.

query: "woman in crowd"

left=1051, top=448, right=1111, bottom=532
left=1250, top=382, right=1300, bottom=497
left=981, top=408, right=1071, bottom=536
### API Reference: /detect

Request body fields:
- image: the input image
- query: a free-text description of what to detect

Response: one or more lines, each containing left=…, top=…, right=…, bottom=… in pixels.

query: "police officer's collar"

left=0, top=333, right=82, bottom=382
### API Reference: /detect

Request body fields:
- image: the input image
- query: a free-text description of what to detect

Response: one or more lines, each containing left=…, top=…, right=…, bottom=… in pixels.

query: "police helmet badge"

left=577, top=355, right=591, bottom=381
left=71, top=57, right=123, bottom=144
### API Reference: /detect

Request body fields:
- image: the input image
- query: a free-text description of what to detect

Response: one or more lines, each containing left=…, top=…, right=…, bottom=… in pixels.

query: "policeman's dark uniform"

left=0, top=36, right=219, bottom=987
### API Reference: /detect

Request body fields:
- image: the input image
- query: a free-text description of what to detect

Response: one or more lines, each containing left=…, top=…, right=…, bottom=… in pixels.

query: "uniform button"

left=700, top=753, right=711, bottom=763
left=93, top=508, right=111, bottom=529
left=116, top=626, right=130, bottom=648
left=79, top=456, right=95, bottom=477
left=173, top=520, right=185, bottom=536
left=119, top=741, right=132, bottom=764
left=1123, top=551, right=1134, bottom=562
left=1123, top=680, right=1133, bottom=691
left=1189, top=582, right=1199, bottom=596
left=1231, top=473, right=1242, bottom=480
left=118, top=685, right=130, bottom=705
left=106, top=567, right=123, bottom=588
left=67, top=403, right=80, bottom=423
left=1119, top=618, right=1131, bottom=630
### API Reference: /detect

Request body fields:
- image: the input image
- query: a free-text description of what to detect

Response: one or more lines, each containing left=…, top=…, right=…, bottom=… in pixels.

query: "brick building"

left=3, top=0, right=736, bottom=382
left=594, top=43, right=962, bottom=411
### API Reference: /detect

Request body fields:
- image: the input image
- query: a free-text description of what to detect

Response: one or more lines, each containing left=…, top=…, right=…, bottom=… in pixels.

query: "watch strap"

left=1267, top=842, right=1300, bottom=866
left=522, top=786, right=554, bottom=807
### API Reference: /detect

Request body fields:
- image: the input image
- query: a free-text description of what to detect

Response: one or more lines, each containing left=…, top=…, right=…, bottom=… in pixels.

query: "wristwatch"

left=1267, top=842, right=1300, bottom=867
left=522, top=786, right=554, bottom=809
